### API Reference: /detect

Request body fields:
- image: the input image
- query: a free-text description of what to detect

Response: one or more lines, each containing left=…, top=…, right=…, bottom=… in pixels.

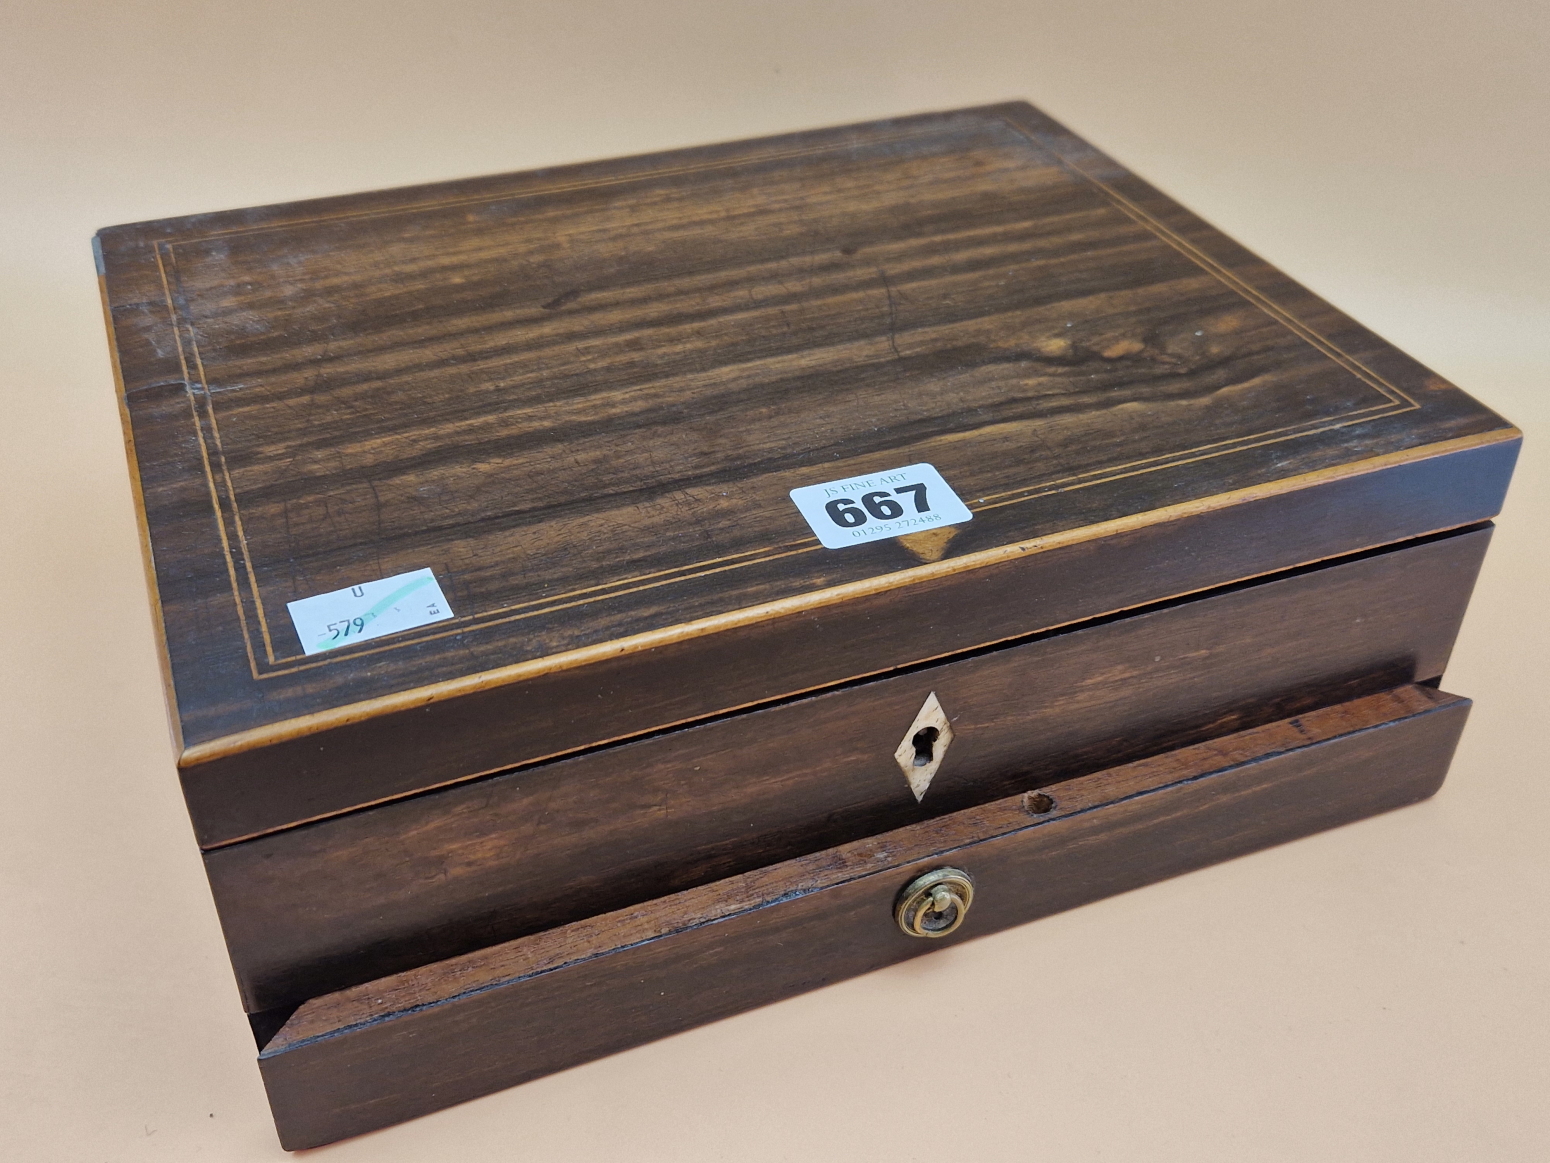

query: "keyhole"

left=911, top=726, right=939, bottom=767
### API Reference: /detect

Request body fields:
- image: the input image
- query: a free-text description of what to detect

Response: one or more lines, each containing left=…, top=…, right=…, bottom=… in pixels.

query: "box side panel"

left=208, top=525, right=1489, bottom=1012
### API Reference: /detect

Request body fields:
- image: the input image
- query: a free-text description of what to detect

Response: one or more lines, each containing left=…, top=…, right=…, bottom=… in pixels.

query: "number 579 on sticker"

left=788, top=463, right=973, bottom=549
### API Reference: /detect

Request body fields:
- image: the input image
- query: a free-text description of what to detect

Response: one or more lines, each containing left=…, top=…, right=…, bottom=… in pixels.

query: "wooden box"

left=96, top=102, right=1518, bottom=1148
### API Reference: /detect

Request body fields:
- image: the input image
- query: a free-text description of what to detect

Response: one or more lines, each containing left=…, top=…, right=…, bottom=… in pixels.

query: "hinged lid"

left=97, top=101, right=1518, bottom=847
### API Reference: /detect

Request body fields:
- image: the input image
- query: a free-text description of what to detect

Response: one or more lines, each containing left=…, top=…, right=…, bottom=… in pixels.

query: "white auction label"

left=286, top=567, right=454, bottom=655
left=789, top=463, right=973, bottom=549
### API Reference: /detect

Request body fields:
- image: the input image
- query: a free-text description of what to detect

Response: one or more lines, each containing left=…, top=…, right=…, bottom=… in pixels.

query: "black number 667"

left=825, top=483, right=930, bottom=527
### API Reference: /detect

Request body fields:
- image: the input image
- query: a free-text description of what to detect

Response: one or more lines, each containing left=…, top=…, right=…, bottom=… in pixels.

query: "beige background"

left=2, top=2, right=1546, bottom=1159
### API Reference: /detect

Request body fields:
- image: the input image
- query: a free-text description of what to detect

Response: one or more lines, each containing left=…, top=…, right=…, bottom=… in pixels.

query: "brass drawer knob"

left=895, top=868, right=974, bottom=938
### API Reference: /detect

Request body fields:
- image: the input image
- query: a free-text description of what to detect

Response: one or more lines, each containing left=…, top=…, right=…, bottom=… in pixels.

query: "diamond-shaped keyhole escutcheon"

left=894, top=692, right=953, bottom=802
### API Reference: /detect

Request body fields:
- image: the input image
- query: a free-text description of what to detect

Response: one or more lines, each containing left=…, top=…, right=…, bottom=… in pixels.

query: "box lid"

left=97, top=101, right=1518, bottom=847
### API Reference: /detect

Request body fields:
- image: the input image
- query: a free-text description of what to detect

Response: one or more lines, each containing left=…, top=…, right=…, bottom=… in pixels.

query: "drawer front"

left=257, top=684, right=1470, bottom=1149
left=209, top=526, right=1487, bottom=1012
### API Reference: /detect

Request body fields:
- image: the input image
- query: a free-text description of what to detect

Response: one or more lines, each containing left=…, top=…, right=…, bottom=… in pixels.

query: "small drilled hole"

left=911, top=726, right=939, bottom=767
left=1023, top=791, right=1055, bottom=814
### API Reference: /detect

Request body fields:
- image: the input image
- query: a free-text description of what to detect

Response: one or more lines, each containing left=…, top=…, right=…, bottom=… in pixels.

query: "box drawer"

left=256, top=683, right=1469, bottom=1149
left=209, top=526, right=1487, bottom=1014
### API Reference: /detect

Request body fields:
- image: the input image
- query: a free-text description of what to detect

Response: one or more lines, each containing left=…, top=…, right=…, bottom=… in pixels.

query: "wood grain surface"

left=97, top=102, right=1518, bottom=842
left=256, top=683, right=1470, bottom=1149
left=208, top=524, right=1489, bottom=1014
